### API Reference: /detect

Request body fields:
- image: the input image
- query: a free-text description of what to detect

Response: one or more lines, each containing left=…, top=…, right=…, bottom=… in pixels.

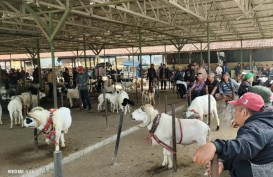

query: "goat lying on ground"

left=184, top=94, right=220, bottom=131
left=131, top=104, right=210, bottom=169
left=24, top=107, right=72, bottom=151
left=8, top=96, right=23, bottom=129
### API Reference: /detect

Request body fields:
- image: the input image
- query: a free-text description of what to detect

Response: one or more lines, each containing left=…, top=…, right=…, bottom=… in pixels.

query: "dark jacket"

left=63, top=72, right=70, bottom=84
left=213, top=110, right=273, bottom=177
left=33, top=68, right=39, bottom=84
left=159, top=68, right=169, bottom=80
left=147, top=68, right=157, bottom=79
left=175, top=70, right=185, bottom=82
left=76, top=72, right=89, bottom=90
left=184, top=68, right=195, bottom=82
left=238, top=80, right=252, bottom=97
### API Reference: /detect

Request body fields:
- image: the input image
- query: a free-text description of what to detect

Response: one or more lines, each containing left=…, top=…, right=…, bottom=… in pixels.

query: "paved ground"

left=0, top=88, right=236, bottom=177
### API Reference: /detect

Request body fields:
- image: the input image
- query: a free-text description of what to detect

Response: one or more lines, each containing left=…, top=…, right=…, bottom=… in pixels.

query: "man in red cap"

left=192, top=92, right=273, bottom=177
left=76, top=66, right=92, bottom=112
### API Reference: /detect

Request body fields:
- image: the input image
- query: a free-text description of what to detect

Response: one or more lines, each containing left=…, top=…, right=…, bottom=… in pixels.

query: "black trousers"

left=80, top=90, right=91, bottom=109
left=148, top=78, right=154, bottom=90
left=177, top=84, right=186, bottom=99
left=161, top=80, right=167, bottom=90
left=48, top=83, right=53, bottom=98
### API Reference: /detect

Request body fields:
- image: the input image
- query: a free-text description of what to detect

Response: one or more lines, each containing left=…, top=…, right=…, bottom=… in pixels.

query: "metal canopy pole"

left=171, top=39, right=186, bottom=71
left=250, top=50, right=252, bottom=72
left=24, top=2, right=70, bottom=109
left=76, top=49, right=79, bottom=66
left=241, top=39, right=243, bottom=71
left=36, top=39, right=42, bottom=89
left=49, top=12, right=58, bottom=109
left=139, top=29, right=143, bottom=92
left=178, top=48, right=181, bottom=65
left=83, top=34, right=87, bottom=70
left=164, top=44, right=166, bottom=64
left=104, top=49, right=106, bottom=77
left=207, top=22, right=211, bottom=127
left=200, top=43, right=203, bottom=65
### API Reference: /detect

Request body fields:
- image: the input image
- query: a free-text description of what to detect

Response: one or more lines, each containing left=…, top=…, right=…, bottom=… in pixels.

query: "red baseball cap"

left=229, top=92, right=264, bottom=112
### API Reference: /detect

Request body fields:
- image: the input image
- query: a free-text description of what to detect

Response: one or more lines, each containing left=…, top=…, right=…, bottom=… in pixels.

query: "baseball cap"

left=77, top=66, right=84, bottom=71
left=249, top=86, right=272, bottom=106
left=245, top=73, right=254, bottom=80
left=229, top=92, right=264, bottom=112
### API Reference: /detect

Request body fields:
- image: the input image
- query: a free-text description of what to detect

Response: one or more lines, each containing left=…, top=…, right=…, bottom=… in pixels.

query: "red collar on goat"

left=147, top=114, right=183, bottom=154
left=149, top=114, right=161, bottom=134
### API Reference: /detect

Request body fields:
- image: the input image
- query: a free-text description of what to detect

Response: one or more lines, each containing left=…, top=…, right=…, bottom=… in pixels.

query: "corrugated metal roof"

left=0, top=0, right=273, bottom=56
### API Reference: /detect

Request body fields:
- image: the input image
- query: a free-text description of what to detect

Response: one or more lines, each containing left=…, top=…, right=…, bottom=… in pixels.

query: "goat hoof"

left=216, top=126, right=220, bottom=131
left=167, top=166, right=173, bottom=169
left=61, top=144, right=65, bottom=148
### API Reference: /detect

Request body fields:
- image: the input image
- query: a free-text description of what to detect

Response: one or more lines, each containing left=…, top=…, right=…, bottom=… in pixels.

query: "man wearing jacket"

left=184, top=64, right=196, bottom=90
left=159, top=64, right=169, bottom=90
left=147, top=64, right=157, bottom=91
left=76, top=66, right=92, bottom=112
left=193, top=92, right=273, bottom=177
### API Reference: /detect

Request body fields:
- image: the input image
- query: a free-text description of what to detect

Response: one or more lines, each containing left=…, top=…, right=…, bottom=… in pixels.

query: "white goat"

left=20, top=92, right=46, bottom=111
left=142, top=87, right=155, bottom=105
left=66, top=87, right=80, bottom=107
left=97, top=93, right=115, bottom=112
left=24, top=107, right=72, bottom=151
left=7, top=96, right=23, bottom=129
left=131, top=104, right=210, bottom=169
left=132, top=78, right=147, bottom=88
left=121, top=80, right=133, bottom=90
left=184, top=95, right=220, bottom=131
left=107, top=92, right=120, bottom=113
left=104, top=86, right=115, bottom=93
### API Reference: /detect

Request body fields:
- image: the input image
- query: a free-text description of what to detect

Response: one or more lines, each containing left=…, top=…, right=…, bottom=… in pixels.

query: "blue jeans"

left=80, top=90, right=91, bottom=109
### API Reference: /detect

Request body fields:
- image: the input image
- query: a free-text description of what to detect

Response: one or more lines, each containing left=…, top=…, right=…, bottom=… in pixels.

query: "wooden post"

left=103, top=81, right=108, bottom=128
left=61, top=92, right=63, bottom=107
left=165, top=95, right=167, bottom=113
left=171, top=104, right=177, bottom=172
left=34, top=128, right=38, bottom=152
left=135, top=78, right=138, bottom=104
left=208, top=94, right=211, bottom=126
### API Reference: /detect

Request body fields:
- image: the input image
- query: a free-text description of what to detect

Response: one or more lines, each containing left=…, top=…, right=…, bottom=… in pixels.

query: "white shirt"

left=216, top=66, right=223, bottom=75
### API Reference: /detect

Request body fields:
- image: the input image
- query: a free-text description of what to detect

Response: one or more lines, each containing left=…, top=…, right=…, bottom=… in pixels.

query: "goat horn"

left=30, top=107, right=44, bottom=113
left=27, top=112, right=41, bottom=127
left=138, top=107, right=151, bottom=128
